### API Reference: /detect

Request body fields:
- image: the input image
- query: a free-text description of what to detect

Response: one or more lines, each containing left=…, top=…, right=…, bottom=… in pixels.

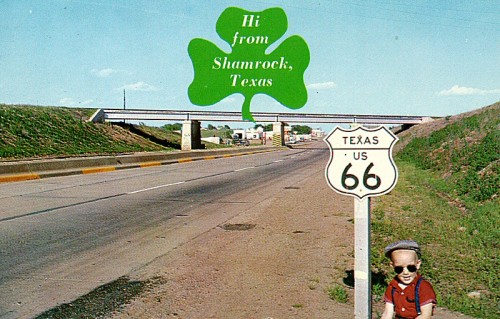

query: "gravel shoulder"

left=110, top=147, right=476, bottom=319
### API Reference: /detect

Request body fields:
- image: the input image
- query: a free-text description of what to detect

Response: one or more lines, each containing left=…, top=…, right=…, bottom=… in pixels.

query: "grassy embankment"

left=371, top=102, right=499, bottom=319
left=0, top=104, right=227, bottom=160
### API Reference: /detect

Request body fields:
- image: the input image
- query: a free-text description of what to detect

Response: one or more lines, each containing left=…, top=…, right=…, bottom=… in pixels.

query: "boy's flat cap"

left=384, top=240, right=421, bottom=258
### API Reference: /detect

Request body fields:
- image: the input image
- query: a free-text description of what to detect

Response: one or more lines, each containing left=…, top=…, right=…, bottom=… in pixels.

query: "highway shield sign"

left=324, top=126, right=398, bottom=199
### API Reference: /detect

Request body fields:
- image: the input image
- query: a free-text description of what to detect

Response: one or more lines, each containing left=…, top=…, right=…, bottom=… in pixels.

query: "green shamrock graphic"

left=188, top=7, right=310, bottom=122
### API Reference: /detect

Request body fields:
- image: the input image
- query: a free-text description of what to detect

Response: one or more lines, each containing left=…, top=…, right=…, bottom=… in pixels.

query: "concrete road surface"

left=0, top=142, right=328, bottom=318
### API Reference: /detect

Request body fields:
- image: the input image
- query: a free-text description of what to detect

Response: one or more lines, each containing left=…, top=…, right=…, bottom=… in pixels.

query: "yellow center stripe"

left=82, top=167, right=116, bottom=174
left=0, top=173, right=40, bottom=183
left=140, top=162, right=162, bottom=168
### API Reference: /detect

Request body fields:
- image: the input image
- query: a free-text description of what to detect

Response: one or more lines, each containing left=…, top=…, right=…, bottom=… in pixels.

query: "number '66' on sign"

left=324, top=126, right=399, bottom=199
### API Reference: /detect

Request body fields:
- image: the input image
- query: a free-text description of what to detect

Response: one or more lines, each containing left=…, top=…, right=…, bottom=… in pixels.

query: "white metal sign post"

left=325, top=125, right=398, bottom=318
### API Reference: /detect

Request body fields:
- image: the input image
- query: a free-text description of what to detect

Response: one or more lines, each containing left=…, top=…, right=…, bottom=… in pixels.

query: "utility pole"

left=122, top=89, right=126, bottom=123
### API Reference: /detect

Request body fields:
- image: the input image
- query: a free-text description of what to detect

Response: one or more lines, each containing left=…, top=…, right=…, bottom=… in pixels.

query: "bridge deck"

left=93, top=109, right=433, bottom=125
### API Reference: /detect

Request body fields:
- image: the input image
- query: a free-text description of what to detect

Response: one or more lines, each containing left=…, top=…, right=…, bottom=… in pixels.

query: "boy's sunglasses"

left=394, top=265, right=417, bottom=274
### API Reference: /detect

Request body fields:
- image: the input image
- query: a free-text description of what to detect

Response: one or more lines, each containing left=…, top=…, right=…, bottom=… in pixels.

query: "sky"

left=1, top=0, right=499, bottom=129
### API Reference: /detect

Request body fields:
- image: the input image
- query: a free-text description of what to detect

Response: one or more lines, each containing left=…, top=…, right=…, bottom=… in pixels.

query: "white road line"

left=127, top=181, right=186, bottom=195
left=234, top=166, right=255, bottom=172
left=128, top=157, right=285, bottom=194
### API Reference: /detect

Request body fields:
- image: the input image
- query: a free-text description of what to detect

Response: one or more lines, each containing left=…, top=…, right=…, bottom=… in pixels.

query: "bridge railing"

left=90, top=109, right=433, bottom=125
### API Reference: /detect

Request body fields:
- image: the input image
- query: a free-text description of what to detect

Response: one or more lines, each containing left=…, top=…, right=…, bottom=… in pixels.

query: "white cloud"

left=306, top=81, right=337, bottom=90
left=438, top=85, right=500, bottom=96
left=91, top=68, right=120, bottom=77
left=119, top=81, right=159, bottom=91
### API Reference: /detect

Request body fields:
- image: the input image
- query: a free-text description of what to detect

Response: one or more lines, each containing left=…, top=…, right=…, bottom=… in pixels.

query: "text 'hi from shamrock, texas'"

left=212, top=13, right=293, bottom=88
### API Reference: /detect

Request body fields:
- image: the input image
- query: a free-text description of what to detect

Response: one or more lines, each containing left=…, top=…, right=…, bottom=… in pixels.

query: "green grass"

left=371, top=102, right=499, bottom=318
left=0, top=104, right=239, bottom=159
left=201, top=128, right=233, bottom=139
left=135, top=123, right=182, bottom=146
left=397, top=103, right=499, bottom=202
left=328, top=285, right=348, bottom=303
left=0, top=105, right=172, bottom=159
left=371, top=163, right=499, bottom=318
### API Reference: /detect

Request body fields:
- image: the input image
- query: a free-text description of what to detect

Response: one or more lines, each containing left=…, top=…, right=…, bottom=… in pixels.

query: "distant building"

left=232, top=127, right=266, bottom=140
left=201, top=136, right=222, bottom=144
left=232, top=129, right=247, bottom=140
left=246, top=127, right=264, bottom=140
left=312, top=129, right=325, bottom=138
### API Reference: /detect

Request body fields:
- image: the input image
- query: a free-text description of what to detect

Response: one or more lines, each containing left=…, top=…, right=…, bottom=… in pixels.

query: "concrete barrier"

left=0, top=146, right=284, bottom=183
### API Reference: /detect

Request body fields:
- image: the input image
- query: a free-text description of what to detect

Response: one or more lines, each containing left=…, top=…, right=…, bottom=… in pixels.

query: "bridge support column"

left=272, top=122, right=285, bottom=146
left=182, top=120, right=202, bottom=151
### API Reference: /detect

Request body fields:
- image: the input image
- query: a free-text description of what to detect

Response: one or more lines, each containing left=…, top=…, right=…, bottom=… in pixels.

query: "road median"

left=0, top=146, right=284, bottom=183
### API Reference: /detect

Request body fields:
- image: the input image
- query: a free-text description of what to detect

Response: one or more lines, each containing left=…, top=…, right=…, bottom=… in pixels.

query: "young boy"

left=381, top=240, right=437, bottom=319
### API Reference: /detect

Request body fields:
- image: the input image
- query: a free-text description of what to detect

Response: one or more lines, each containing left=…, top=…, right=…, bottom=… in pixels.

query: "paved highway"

left=0, top=142, right=330, bottom=318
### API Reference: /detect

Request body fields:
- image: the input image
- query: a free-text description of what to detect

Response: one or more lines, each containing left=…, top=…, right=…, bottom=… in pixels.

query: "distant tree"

left=254, top=124, right=264, bottom=130
left=264, top=124, right=273, bottom=131
left=207, top=124, right=216, bottom=130
left=224, top=125, right=231, bottom=129
left=162, top=123, right=182, bottom=131
left=292, top=125, right=312, bottom=134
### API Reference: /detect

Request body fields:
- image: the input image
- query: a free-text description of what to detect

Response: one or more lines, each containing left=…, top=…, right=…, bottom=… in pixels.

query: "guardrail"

left=90, top=109, right=434, bottom=125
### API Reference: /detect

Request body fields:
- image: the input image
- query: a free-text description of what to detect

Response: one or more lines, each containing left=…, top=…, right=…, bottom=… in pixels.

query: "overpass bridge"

left=90, top=109, right=434, bottom=150
left=90, top=108, right=431, bottom=125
